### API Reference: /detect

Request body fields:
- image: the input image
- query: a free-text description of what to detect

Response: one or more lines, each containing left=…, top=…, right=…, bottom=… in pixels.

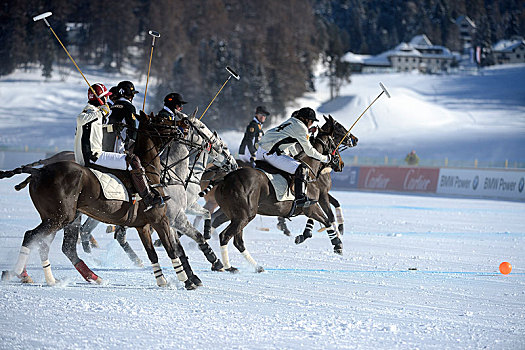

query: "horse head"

left=323, top=114, right=358, bottom=150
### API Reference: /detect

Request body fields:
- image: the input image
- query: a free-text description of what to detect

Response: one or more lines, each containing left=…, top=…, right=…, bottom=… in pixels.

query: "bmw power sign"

left=437, top=168, right=525, bottom=200
left=472, top=176, right=479, bottom=190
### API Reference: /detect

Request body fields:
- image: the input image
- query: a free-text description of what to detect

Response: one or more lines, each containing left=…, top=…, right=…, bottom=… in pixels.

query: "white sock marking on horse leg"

left=41, top=259, right=56, bottom=286
left=220, top=245, right=231, bottom=269
left=151, top=262, right=167, bottom=286
left=171, top=258, right=188, bottom=282
left=336, top=206, right=344, bottom=224
left=241, top=250, right=258, bottom=268
left=13, top=246, right=30, bottom=275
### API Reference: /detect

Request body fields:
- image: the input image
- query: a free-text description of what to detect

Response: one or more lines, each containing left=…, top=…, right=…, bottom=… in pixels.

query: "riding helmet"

left=117, top=81, right=139, bottom=98
left=164, top=93, right=188, bottom=110
left=292, top=107, right=318, bottom=122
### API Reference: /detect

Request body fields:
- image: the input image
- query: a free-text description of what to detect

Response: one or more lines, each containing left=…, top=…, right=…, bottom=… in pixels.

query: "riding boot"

left=129, top=168, right=166, bottom=212
left=294, top=165, right=317, bottom=208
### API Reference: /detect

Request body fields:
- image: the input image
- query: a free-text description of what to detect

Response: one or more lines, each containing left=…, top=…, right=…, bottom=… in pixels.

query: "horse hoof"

left=333, top=244, right=343, bottom=255
left=20, top=275, right=34, bottom=284
left=190, top=275, right=203, bottom=287
left=184, top=280, right=198, bottom=290
left=94, top=277, right=104, bottom=285
left=294, top=235, right=305, bottom=244
left=1, top=270, right=11, bottom=282
left=225, top=267, right=239, bottom=274
left=255, top=266, right=265, bottom=273
left=211, top=260, right=224, bottom=272
left=133, top=259, right=144, bottom=268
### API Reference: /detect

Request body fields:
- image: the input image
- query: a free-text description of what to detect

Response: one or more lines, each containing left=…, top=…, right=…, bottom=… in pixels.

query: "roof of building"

left=493, top=38, right=525, bottom=52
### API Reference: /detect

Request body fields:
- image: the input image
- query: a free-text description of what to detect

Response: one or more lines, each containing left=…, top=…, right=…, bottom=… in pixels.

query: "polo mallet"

left=33, top=12, right=103, bottom=106
left=142, top=30, right=161, bottom=112
left=199, top=66, right=240, bottom=120
left=332, top=82, right=391, bottom=155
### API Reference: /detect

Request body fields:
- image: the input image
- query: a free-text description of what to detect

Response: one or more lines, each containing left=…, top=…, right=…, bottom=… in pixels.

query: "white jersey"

left=74, top=104, right=104, bottom=166
left=258, top=117, right=328, bottom=162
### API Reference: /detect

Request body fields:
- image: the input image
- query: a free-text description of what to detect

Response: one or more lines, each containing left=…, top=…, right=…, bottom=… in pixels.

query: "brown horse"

left=0, top=111, right=199, bottom=289
left=213, top=115, right=354, bottom=272
left=202, top=115, right=355, bottom=244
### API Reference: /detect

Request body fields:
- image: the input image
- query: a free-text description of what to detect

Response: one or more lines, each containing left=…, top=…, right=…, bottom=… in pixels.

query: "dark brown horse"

left=0, top=112, right=199, bottom=289
left=213, top=115, right=355, bottom=272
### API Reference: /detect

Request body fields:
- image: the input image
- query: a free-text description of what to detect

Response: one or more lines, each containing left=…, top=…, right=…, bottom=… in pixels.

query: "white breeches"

left=256, top=147, right=300, bottom=174
left=94, top=151, right=128, bottom=170
left=238, top=146, right=253, bottom=163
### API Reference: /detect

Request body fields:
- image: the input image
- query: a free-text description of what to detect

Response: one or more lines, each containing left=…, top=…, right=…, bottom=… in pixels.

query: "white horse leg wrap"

left=151, top=262, right=167, bottom=286
left=220, top=245, right=231, bottom=269
left=327, top=228, right=338, bottom=240
left=13, top=246, right=30, bottom=275
left=41, top=259, right=56, bottom=286
left=171, top=258, right=188, bottom=282
left=241, top=250, right=258, bottom=268
left=336, top=207, right=344, bottom=224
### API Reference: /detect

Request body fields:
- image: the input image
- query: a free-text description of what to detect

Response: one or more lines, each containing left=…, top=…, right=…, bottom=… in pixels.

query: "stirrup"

left=144, top=195, right=170, bottom=212
left=294, top=196, right=317, bottom=208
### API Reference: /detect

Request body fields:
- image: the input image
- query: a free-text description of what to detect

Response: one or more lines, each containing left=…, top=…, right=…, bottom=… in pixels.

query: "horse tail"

left=15, top=175, right=33, bottom=191
left=199, top=180, right=216, bottom=197
left=0, top=151, right=73, bottom=181
left=0, top=165, right=40, bottom=180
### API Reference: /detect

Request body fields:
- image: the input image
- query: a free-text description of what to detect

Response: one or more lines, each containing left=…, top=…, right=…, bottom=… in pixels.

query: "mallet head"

left=33, top=12, right=52, bottom=22
left=379, top=82, right=391, bottom=98
left=148, top=30, right=160, bottom=38
left=226, top=66, right=240, bottom=80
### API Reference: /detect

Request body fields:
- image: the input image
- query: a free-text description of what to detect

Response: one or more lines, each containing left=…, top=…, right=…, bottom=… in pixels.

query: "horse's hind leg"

left=296, top=205, right=343, bottom=255
left=173, top=212, right=224, bottom=272
left=12, top=219, right=59, bottom=284
left=114, top=226, right=143, bottom=267
left=219, top=217, right=259, bottom=273
left=277, top=217, right=291, bottom=236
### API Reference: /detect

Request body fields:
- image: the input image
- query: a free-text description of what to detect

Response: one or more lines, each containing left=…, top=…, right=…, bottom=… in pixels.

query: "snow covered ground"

left=0, top=175, right=524, bottom=349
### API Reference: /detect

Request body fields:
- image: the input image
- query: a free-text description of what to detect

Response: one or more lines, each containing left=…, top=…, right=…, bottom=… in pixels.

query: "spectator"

left=405, top=150, right=420, bottom=166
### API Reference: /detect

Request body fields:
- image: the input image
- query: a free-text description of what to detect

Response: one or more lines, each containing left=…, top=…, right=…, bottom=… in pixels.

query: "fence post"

left=444, top=157, right=448, bottom=167
left=384, top=156, right=388, bottom=165
left=353, top=155, right=358, bottom=165
left=474, top=159, right=478, bottom=168
left=505, top=159, right=508, bottom=169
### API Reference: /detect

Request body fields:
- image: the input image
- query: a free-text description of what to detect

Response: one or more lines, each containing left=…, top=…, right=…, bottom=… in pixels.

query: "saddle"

left=86, top=164, right=134, bottom=200
left=253, top=160, right=297, bottom=202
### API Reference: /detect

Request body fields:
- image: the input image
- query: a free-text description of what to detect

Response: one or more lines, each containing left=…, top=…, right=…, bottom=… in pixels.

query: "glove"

left=99, top=104, right=111, bottom=117
left=326, top=153, right=339, bottom=168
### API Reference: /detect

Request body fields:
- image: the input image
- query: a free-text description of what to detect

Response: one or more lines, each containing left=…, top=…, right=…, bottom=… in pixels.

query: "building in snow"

left=344, top=34, right=457, bottom=74
left=492, top=37, right=525, bottom=65
left=455, top=16, right=476, bottom=54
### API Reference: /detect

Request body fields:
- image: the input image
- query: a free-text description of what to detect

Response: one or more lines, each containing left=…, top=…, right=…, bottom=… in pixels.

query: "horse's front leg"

left=136, top=225, right=167, bottom=287
left=150, top=219, right=197, bottom=290
left=62, top=214, right=103, bottom=284
left=329, top=193, right=344, bottom=235
left=297, top=205, right=343, bottom=255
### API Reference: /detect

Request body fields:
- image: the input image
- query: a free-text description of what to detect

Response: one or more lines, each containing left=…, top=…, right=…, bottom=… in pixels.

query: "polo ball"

left=499, top=262, right=512, bottom=275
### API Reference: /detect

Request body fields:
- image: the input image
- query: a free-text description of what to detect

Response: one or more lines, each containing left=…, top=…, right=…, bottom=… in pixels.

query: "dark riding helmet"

left=109, top=86, right=120, bottom=101
left=292, top=107, right=318, bottom=122
left=255, top=105, right=270, bottom=116
left=117, top=81, right=139, bottom=98
left=164, top=92, right=187, bottom=110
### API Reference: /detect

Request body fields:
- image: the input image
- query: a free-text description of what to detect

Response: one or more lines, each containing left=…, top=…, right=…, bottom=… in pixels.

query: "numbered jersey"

left=258, top=117, right=327, bottom=162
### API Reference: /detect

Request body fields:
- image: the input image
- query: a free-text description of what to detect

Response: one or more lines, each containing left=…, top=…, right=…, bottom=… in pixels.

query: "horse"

left=204, top=115, right=355, bottom=245
left=156, top=116, right=237, bottom=276
left=8, top=151, right=144, bottom=266
left=213, top=115, right=354, bottom=272
left=0, top=111, right=199, bottom=289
